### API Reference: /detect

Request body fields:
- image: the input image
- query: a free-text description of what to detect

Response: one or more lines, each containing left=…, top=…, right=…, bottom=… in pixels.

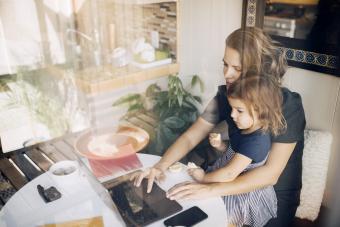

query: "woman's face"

left=223, top=47, right=242, bottom=88
left=228, top=97, right=259, bottom=131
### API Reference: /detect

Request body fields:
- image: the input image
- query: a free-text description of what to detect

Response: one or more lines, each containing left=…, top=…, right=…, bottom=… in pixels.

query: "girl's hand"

left=187, top=167, right=205, bottom=182
left=166, top=181, right=214, bottom=200
left=209, top=133, right=222, bottom=148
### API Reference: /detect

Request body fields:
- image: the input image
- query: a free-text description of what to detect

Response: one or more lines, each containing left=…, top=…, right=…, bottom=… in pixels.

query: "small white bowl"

left=48, top=160, right=80, bottom=194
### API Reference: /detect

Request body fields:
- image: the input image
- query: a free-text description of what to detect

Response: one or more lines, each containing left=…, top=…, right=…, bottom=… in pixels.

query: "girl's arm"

left=211, top=142, right=296, bottom=195
left=203, top=153, right=251, bottom=183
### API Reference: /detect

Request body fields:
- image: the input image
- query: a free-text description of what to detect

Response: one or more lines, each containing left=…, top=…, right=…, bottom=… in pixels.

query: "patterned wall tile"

left=279, top=47, right=337, bottom=69
left=246, top=0, right=256, bottom=27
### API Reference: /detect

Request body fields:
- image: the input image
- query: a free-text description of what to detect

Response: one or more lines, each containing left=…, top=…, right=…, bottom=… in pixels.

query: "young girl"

left=188, top=75, right=286, bottom=227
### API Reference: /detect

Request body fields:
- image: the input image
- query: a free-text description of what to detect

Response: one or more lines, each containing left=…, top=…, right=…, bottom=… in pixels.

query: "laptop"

left=107, top=176, right=183, bottom=227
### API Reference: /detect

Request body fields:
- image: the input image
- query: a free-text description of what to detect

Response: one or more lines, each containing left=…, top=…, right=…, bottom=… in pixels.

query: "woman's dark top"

left=201, top=85, right=306, bottom=192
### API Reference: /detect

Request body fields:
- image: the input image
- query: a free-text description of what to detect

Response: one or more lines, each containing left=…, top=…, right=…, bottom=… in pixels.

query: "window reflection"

left=264, top=1, right=319, bottom=39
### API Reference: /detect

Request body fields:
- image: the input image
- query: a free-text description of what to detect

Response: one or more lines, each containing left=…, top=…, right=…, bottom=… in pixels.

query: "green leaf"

left=160, top=124, right=177, bottom=144
left=155, top=126, right=164, bottom=153
left=159, top=108, right=170, bottom=119
left=180, top=112, right=191, bottom=123
left=160, top=124, right=172, bottom=139
left=186, top=94, right=201, bottom=106
left=128, top=103, right=143, bottom=112
left=193, top=95, right=202, bottom=103
left=191, top=75, right=204, bottom=92
left=168, top=75, right=184, bottom=93
left=191, top=75, right=198, bottom=87
left=177, top=93, right=183, bottom=107
left=112, top=94, right=141, bottom=106
left=155, top=91, right=168, bottom=103
left=182, top=99, right=197, bottom=110
left=181, top=111, right=198, bottom=123
left=163, top=116, right=185, bottom=129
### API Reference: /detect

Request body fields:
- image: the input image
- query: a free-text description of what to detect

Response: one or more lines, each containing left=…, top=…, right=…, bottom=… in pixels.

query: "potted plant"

left=112, top=74, right=204, bottom=155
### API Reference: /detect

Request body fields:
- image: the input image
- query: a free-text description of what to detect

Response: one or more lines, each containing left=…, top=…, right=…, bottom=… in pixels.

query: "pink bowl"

left=74, top=125, right=149, bottom=160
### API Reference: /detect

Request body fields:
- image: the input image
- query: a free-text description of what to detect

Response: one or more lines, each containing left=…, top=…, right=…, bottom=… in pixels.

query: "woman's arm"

left=156, top=117, right=215, bottom=170
left=133, top=117, right=215, bottom=192
left=167, top=142, right=296, bottom=200
left=203, top=153, right=251, bottom=183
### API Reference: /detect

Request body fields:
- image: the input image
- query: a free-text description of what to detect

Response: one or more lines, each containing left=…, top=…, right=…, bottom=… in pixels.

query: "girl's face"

left=228, top=97, right=259, bottom=132
left=223, top=47, right=242, bottom=88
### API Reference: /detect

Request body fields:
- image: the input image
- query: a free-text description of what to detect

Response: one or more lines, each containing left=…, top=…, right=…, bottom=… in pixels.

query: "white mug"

left=48, top=160, right=81, bottom=195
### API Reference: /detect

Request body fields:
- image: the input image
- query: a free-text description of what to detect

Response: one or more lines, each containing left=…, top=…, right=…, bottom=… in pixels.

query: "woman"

left=131, top=27, right=306, bottom=227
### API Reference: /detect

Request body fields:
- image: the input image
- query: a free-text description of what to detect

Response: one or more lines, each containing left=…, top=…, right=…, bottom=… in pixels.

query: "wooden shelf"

left=76, top=63, right=179, bottom=94
left=113, top=0, right=176, bottom=5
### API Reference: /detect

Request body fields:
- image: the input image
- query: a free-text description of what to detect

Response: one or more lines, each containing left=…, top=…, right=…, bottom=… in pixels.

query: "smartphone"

left=163, top=206, right=208, bottom=227
left=37, top=184, right=61, bottom=203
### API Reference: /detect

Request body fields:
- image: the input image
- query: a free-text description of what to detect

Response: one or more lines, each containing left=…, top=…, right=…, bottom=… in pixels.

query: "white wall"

left=178, top=0, right=242, bottom=107
left=283, top=67, right=340, bottom=207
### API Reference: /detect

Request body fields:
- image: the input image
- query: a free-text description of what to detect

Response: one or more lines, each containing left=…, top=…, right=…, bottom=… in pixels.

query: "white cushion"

left=295, top=129, right=332, bottom=220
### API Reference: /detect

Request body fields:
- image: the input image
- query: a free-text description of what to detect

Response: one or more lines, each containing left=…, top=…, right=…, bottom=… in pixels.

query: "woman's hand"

left=166, top=181, right=214, bottom=200
left=129, top=166, right=166, bottom=193
left=188, top=167, right=205, bottom=182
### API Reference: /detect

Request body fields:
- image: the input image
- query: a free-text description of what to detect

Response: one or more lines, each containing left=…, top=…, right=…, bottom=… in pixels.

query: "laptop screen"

left=108, top=178, right=182, bottom=226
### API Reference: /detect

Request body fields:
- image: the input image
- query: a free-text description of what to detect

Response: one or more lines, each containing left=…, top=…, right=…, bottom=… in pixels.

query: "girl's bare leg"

left=227, top=223, right=236, bottom=227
